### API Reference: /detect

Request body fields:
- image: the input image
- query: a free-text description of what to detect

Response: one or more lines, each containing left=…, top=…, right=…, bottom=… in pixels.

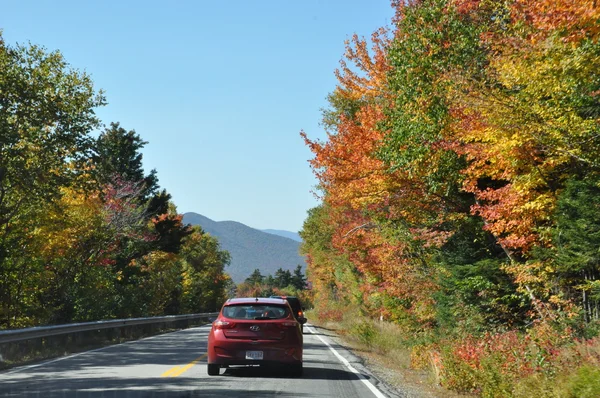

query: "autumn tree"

left=92, top=123, right=192, bottom=317
left=0, top=36, right=105, bottom=327
left=439, top=0, right=600, bottom=318
left=302, top=11, right=456, bottom=324
left=180, top=226, right=231, bottom=313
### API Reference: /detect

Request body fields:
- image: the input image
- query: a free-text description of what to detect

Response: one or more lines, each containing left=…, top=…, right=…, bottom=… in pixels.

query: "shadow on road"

left=222, top=364, right=367, bottom=382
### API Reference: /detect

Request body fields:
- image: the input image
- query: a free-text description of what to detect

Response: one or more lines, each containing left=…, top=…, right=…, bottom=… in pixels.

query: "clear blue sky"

left=1, top=1, right=393, bottom=233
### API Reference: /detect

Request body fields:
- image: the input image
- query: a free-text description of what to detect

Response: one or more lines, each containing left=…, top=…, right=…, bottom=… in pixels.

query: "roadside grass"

left=306, top=308, right=600, bottom=398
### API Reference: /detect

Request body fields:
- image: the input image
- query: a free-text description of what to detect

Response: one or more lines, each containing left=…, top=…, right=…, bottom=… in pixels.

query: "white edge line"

left=306, top=325, right=387, bottom=398
left=4, top=324, right=213, bottom=375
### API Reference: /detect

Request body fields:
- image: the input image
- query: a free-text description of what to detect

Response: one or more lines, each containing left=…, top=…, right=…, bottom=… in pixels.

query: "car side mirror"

left=298, top=316, right=307, bottom=325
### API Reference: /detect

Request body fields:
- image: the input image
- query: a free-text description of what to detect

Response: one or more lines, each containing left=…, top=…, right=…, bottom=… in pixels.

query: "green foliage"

left=381, top=0, right=485, bottom=174
left=300, top=205, right=361, bottom=312
left=431, top=214, right=531, bottom=334
left=437, top=258, right=530, bottom=335
left=71, top=266, right=118, bottom=321
left=300, top=205, right=334, bottom=252
left=273, top=268, right=291, bottom=288
left=565, top=365, right=600, bottom=398
left=0, top=37, right=105, bottom=327
left=320, top=89, right=366, bottom=132
left=351, top=320, right=377, bottom=346
left=180, top=227, right=231, bottom=312
left=291, top=264, right=307, bottom=290
left=554, top=175, right=600, bottom=273
left=0, top=32, right=227, bottom=327
left=245, top=269, right=264, bottom=286
left=236, top=264, right=311, bottom=303
left=94, top=122, right=159, bottom=200
left=528, top=174, right=600, bottom=325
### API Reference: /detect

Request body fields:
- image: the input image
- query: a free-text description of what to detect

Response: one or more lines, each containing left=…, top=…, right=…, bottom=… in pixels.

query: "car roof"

left=225, top=297, right=287, bottom=305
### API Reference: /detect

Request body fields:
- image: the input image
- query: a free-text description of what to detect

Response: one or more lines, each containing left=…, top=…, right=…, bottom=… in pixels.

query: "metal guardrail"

left=0, top=312, right=219, bottom=344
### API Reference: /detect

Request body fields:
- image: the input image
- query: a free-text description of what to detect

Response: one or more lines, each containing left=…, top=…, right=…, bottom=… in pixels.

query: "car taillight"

left=297, top=310, right=303, bottom=317
left=213, top=320, right=236, bottom=330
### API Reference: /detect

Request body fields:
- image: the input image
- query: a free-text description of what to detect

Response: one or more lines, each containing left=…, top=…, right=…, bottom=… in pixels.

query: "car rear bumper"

left=209, top=342, right=302, bottom=365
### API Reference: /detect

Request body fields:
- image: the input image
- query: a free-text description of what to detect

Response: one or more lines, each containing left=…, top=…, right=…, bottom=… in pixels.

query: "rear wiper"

left=253, top=316, right=273, bottom=320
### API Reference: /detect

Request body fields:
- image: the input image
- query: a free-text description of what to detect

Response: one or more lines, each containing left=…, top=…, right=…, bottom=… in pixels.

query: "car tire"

left=207, top=363, right=220, bottom=376
left=290, top=362, right=303, bottom=377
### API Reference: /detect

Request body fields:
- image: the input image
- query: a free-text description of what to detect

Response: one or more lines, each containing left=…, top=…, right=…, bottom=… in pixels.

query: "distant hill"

left=182, top=212, right=306, bottom=283
left=262, top=229, right=302, bottom=242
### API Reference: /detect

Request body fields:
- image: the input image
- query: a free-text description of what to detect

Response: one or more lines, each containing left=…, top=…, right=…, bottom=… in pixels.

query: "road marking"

left=306, top=325, right=388, bottom=398
left=161, top=353, right=207, bottom=377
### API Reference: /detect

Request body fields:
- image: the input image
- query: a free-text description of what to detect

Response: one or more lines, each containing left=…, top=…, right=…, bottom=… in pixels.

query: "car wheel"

left=207, top=363, right=220, bottom=376
left=290, top=362, right=303, bottom=377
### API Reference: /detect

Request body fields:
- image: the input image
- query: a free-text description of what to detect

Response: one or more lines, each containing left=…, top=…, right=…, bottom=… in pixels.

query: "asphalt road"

left=0, top=324, right=402, bottom=398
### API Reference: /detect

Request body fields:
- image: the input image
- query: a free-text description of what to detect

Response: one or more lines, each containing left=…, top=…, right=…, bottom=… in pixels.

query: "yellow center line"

left=161, top=353, right=208, bottom=377
left=161, top=366, right=181, bottom=377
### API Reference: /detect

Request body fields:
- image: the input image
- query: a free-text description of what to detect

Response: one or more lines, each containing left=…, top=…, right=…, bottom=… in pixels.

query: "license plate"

left=245, top=350, right=263, bottom=360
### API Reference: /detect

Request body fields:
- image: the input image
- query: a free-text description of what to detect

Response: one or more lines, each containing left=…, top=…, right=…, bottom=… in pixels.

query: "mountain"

left=182, top=212, right=306, bottom=283
left=261, top=229, right=302, bottom=242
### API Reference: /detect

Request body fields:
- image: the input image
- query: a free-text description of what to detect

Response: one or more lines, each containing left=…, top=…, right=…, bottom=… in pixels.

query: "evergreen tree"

left=274, top=268, right=292, bottom=288
left=94, top=122, right=158, bottom=200
left=291, top=265, right=307, bottom=290
left=245, top=269, right=264, bottom=286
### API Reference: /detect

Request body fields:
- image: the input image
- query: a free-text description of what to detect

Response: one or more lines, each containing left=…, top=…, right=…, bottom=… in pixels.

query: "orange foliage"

left=447, top=106, right=551, bottom=252
left=450, top=0, right=482, bottom=15
left=512, top=0, right=600, bottom=41
left=334, top=27, right=392, bottom=102
left=303, top=106, right=395, bottom=209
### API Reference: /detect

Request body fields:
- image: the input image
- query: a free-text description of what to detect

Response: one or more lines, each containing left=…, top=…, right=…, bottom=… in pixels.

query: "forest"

left=234, top=265, right=312, bottom=306
left=0, top=35, right=231, bottom=329
left=300, top=0, right=600, bottom=395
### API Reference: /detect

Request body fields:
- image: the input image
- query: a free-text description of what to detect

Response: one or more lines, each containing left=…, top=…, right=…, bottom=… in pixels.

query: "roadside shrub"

left=311, top=300, right=600, bottom=397
left=569, top=335, right=600, bottom=368
left=316, top=307, right=344, bottom=322
left=510, top=373, right=555, bottom=398
left=477, top=354, right=514, bottom=398
left=439, top=345, right=479, bottom=393
left=438, top=327, right=562, bottom=395
left=565, top=365, right=600, bottom=398
left=410, top=343, right=434, bottom=369
left=351, top=320, right=377, bottom=346
left=314, top=302, right=346, bottom=323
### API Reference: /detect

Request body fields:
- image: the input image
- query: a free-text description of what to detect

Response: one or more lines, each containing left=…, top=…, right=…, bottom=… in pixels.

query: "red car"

left=207, top=297, right=305, bottom=376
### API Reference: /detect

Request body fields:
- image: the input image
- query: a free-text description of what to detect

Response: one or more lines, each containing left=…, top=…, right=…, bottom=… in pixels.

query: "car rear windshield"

left=222, top=304, right=290, bottom=320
